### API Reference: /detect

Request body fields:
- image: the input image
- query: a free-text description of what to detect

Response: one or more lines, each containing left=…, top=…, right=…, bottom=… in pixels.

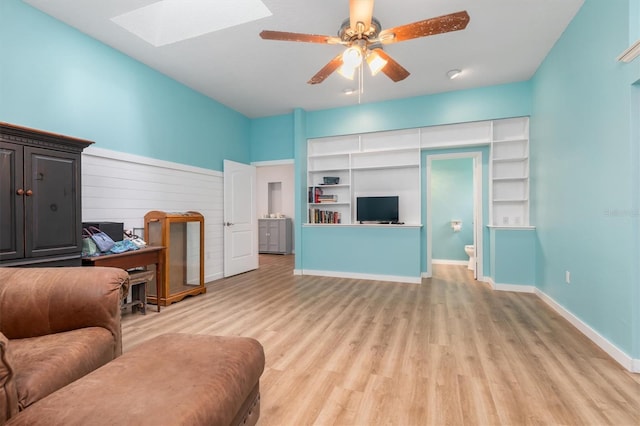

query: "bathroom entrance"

left=426, top=152, right=483, bottom=280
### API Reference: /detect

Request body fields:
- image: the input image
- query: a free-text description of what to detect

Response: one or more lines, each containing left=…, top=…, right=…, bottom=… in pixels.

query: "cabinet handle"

left=224, top=222, right=234, bottom=227
left=25, top=189, right=33, bottom=196
left=16, top=188, right=24, bottom=196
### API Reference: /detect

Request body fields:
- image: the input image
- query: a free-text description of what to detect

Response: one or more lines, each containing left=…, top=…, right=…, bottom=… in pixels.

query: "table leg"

left=155, top=258, right=162, bottom=312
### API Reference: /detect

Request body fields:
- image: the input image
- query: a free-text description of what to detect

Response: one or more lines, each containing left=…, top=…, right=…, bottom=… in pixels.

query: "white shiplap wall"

left=81, top=147, right=224, bottom=283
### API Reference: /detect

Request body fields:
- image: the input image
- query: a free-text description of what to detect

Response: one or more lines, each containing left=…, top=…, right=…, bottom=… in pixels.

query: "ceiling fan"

left=260, top=0, right=470, bottom=84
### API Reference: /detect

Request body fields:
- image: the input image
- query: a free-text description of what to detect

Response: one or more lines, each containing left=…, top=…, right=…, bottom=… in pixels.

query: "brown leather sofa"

left=1, top=267, right=265, bottom=426
left=0, top=266, right=129, bottom=424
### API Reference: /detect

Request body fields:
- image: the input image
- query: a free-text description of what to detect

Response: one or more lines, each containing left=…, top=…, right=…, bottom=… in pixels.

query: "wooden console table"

left=82, top=246, right=164, bottom=312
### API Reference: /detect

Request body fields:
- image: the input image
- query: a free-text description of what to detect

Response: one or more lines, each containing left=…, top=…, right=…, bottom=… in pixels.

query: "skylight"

left=111, top=0, right=272, bottom=47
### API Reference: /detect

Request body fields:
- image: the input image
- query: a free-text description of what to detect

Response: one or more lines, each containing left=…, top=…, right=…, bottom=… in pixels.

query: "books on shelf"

left=317, top=194, right=337, bottom=203
left=308, top=186, right=338, bottom=203
left=308, top=208, right=341, bottom=224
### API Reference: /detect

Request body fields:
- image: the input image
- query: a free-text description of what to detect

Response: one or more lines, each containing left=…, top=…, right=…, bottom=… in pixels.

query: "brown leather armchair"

left=0, top=266, right=129, bottom=422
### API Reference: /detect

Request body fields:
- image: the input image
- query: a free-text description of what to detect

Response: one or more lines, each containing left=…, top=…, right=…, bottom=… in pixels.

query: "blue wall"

left=431, top=158, right=474, bottom=261
left=301, top=225, right=422, bottom=280
left=250, top=114, right=294, bottom=162
left=306, top=82, right=531, bottom=138
left=0, top=0, right=250, bottom=171
left=490, top=228, right=536, bottom=286
left=531, top=0, right=640, bottom=357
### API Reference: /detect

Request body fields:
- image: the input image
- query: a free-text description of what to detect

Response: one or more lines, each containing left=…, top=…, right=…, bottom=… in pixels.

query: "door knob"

left=25, top=189, right=33, bottom=196
left=16, top=188, right=24, bottom=195
left=225, top=222, right=234, bottom=226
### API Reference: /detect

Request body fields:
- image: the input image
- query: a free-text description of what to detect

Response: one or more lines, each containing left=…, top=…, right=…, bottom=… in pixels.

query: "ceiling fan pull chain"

left=358, top=64, right=362, bottom=104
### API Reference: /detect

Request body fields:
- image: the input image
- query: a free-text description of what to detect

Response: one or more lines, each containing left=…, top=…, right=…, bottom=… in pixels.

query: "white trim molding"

left=83, top=146, right=223, bottom=177
left=432, top=259, right=468, bottom=266
left=251, top=159, right=294, bottom=166
left=535, top=288, right=639, bottom=373
left=302, top=269, right=421, bottom=284
left=617, top=39, right=640, bottom=63
left=494, top=283, right=536, bottom=293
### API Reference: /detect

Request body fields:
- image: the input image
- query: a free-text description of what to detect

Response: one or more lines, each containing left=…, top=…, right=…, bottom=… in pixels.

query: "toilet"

left=464, top=245, right=475, bottom=271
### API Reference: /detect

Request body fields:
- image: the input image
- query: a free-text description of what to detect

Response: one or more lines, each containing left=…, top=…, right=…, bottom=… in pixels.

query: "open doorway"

left=426, top=152, right=483, bottom=280
left=255, top=162, right=295, bottom=269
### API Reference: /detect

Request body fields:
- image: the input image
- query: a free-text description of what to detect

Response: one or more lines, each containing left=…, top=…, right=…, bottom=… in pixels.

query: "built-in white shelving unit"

left=490, top=117, right=530, bottom=226
left=307, top=130, right=421, bottom=225
left=306, top=117, right=530, bottom=227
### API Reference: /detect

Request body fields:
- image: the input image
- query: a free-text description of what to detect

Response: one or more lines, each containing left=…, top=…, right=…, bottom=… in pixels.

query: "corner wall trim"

left=302, top=269, right=421, bottom=284
left=535, top=288, right=638, bottom=373
left=251, top=159, right=294, bottom=166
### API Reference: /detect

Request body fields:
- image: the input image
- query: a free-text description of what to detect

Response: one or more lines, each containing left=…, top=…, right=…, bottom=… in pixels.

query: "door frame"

left=425, top=151, right=483, bottom=279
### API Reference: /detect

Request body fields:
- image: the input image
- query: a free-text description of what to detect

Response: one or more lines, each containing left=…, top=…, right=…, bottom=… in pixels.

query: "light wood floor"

left=122, top=255, right=640, bottom=425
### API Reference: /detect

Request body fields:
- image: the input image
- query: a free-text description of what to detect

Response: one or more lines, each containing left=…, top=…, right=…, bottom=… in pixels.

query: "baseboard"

left=292, top=269, right=302, bottom=276
left=421, top=272, right=432, bottom=278
left=205, top=273, right=223, bottom=283
left=481, top=276, right=494, bottom=287
left=432, top=259, right=468, bottom=266
left=301, top=269, right=421, bottom=284
left=494, top=283, right=536, bottom=293
left=535, top=288, right=639, bottom=373
left=482, top=277, right=535, bottom=293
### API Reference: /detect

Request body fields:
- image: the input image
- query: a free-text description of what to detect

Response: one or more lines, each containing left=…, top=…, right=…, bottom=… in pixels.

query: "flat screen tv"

left=356, top=196, right=399, bottom=223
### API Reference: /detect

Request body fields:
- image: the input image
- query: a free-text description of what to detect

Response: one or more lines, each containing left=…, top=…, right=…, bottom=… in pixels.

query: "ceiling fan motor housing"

left=339, top=17, right=382, bottom=43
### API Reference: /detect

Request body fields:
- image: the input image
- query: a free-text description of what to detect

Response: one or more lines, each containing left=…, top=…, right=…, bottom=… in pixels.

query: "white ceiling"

left=23, top=0, right=584, bottom=118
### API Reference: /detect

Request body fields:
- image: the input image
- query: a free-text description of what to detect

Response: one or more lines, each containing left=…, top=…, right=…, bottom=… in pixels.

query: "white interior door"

left=223, top=160, right=258, bottom=277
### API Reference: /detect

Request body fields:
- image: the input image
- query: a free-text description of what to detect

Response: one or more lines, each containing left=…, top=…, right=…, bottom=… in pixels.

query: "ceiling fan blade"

left=378, top=10, right=470, bottom=44
left=372, top=49, right=410, bottom=82
left=260, top=30, right=341, bottom=45
left=308, top=54, right=344, bottom=85
left=350, top=0, right=374, bottom=33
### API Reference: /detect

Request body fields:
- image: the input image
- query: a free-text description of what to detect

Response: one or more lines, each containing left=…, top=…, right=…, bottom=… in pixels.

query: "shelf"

left=308, top=168, right=350, bottom=173
left=492, top=138, right=528, bottom=144
left=492, top=177, right=528, bottom=182
left=304, top=223, right=423, bottom=228
left=309, top=202, right=350, bottom=206
left=310, top=184, right=350, bottom=188
left=351, top=164, right=419, bottom=171
left=352, top=147, right=419, bottom=155
left=492, top=156, right=529, bottom=163
left=308, top=152, right=350, bottom=159
left=493, top=198, right=528, bottom=203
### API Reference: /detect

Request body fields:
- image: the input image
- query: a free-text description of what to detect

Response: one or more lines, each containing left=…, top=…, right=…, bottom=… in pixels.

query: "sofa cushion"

left=0, top=332, right=18, bottom=423
left=9, top=328, right=114, bottom=410
left=5, top=333, right=265, bottom=426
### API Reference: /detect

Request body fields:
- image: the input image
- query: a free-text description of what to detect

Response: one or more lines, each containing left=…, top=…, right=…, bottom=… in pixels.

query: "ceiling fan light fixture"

left=366, top=50, right=387, bottom=75
left=342, top=46, right=363, bottom=69
left=337, top=65, right=357, bottom=80
left=447, top=69, right=462, bottom=79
